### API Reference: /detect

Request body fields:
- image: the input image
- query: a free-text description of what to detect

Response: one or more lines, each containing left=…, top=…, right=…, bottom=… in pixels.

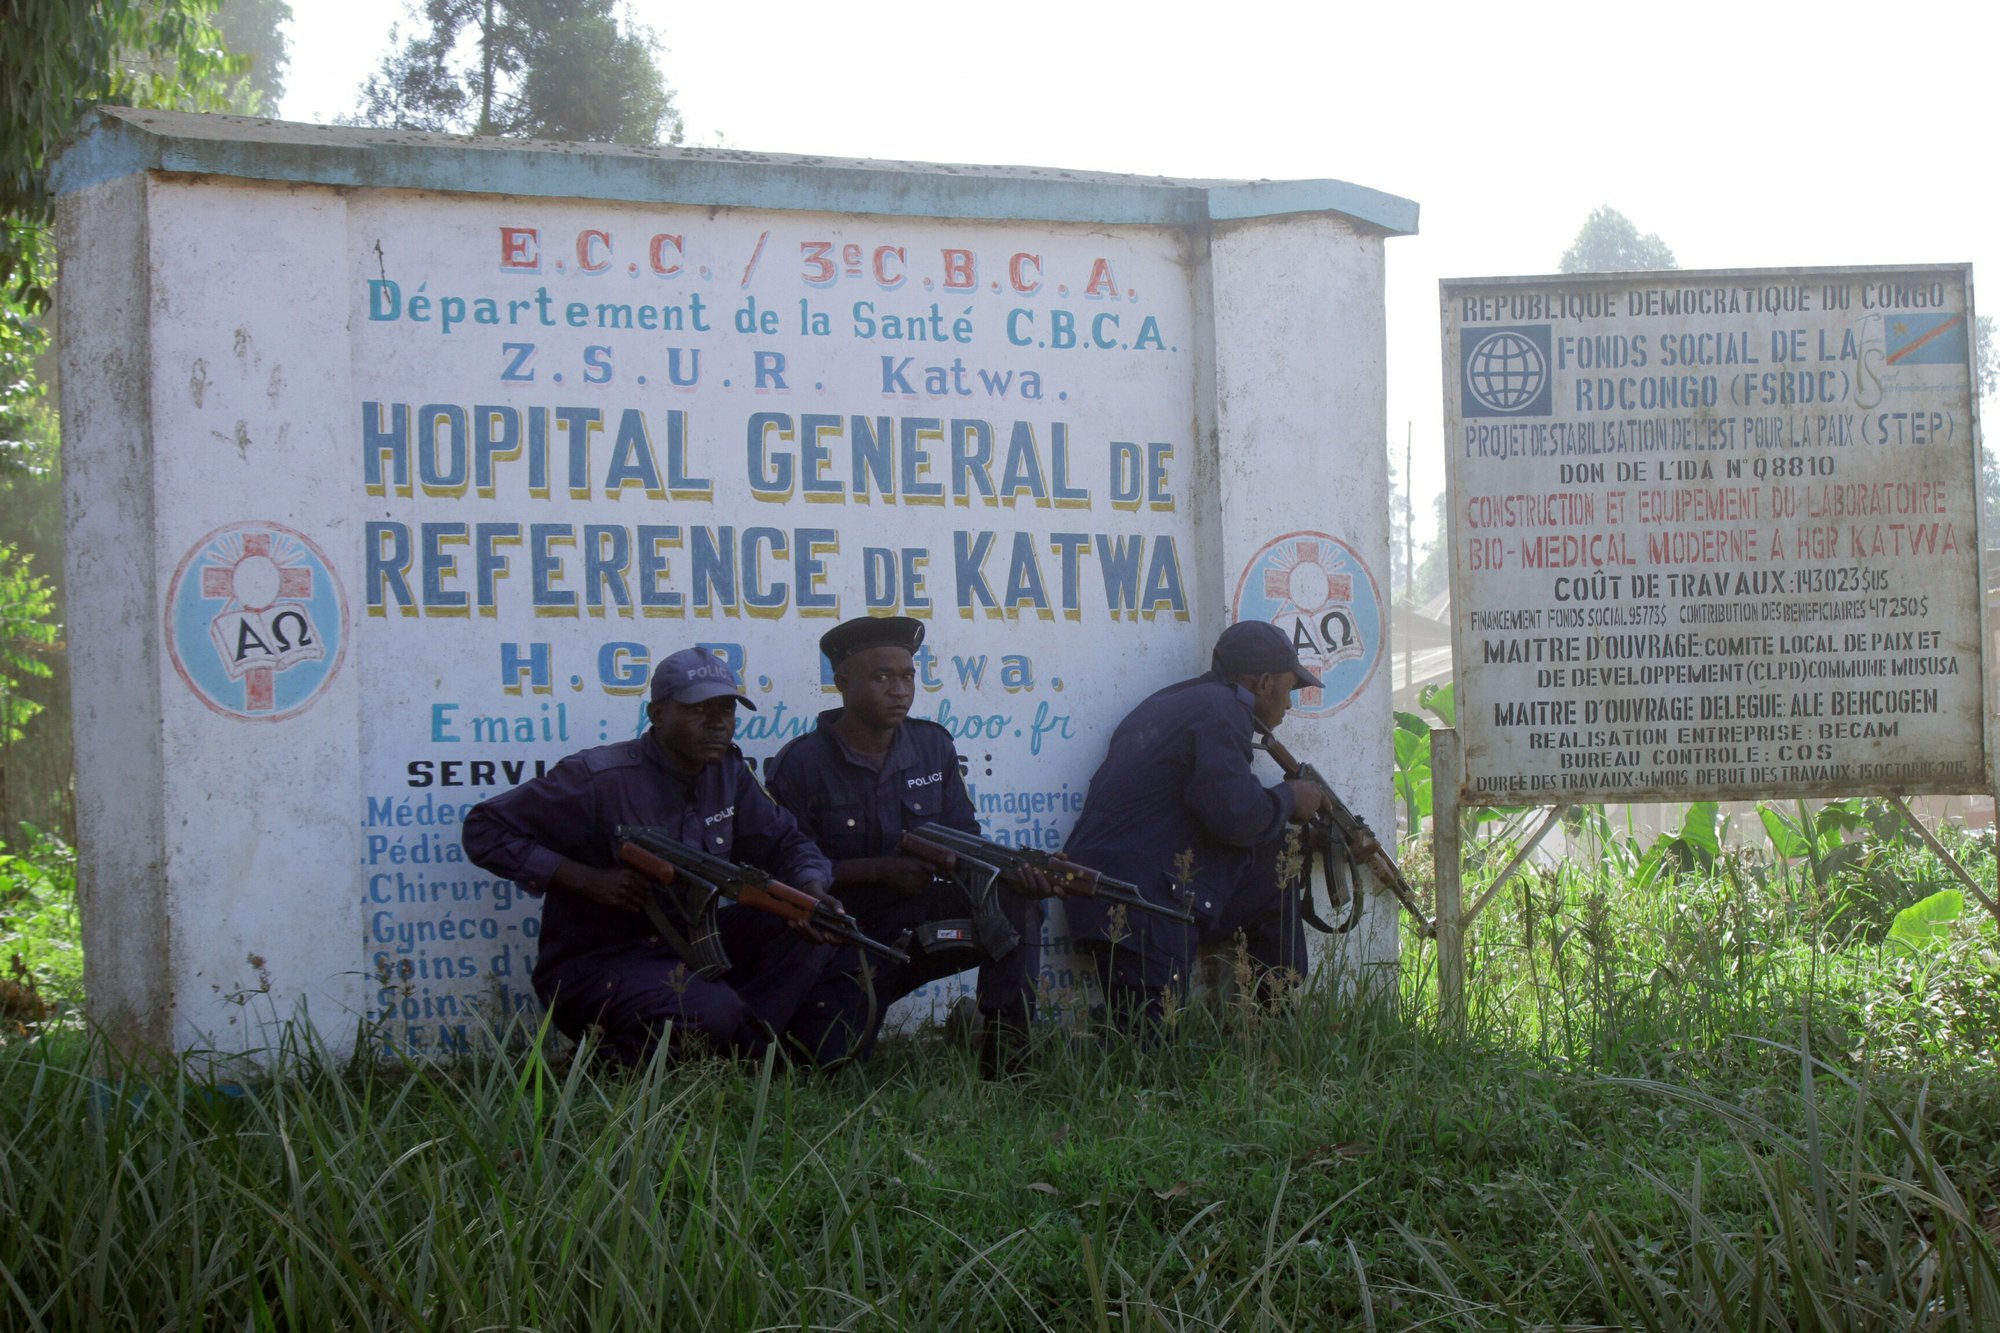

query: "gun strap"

left=1297, top=831, right=1350, bottom=936
left=641, top=896, right=727, bottom=981
left=1328, top=838, right=1363, bottom=934
left=1300, top=871, right=1341, bottom=936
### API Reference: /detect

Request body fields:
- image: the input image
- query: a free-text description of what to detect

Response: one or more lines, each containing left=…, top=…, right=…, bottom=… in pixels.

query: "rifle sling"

left=641, top=894, right=724, bottom=980
left=1297, top=830, right=1355, bottom=936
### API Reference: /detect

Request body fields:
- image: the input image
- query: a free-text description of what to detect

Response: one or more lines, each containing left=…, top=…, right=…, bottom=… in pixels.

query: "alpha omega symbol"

left=166, top=522, right=347, bottom=721
left=1231, top=531, right=1384, bottom=719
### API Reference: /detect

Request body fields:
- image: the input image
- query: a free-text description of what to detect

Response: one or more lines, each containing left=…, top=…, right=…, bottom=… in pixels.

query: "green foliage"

left=0, top=252, right=57, bottom=476
left=1559, top=205, right=1678, bottom=275
left=2, top=1, right=250, bottom=842
left=3, top=766, right=1998, bottom=1326
left=356, top=0, right=683, bottom=146
left=1635, top=801, right=1727, bottom=888
left=3, top=911, right=1997, bottom=1329
left=1758, top=797, right=1900, bottom=903
left=1, top=0, right=244, bottom=306
left=1583, top=1050, right=2000, bottom=1330
left=1760, top=798, right=1853, bottom=863
left=1888, top=888, right=1964, bottom=952
left=1392, top=684, right=1544, bottom=848
left=1749, top=797, right=1944, bottom=944
left=0, top=543, right=56, bottom=747
left=1392, top=708, right=1431, bottom=832
left=1392, top=682, right=1458, bottom=836
left=0, top=824, right=77, bottom=998
left=0, top=427, right=66, bottom=839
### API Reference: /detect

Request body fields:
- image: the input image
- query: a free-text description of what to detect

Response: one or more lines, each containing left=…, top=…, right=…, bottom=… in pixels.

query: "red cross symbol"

left=201, top=532, right=314, bottom=712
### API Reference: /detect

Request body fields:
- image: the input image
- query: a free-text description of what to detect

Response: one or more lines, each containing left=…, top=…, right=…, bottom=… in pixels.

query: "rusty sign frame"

left=1419, top=263, right=1993, bottom=1024
left=1440, top=264, right=1988, bottom=809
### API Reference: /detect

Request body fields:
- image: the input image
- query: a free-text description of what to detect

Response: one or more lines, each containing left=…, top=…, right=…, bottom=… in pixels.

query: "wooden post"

left=1430, top=727, right=1465, bottom=1029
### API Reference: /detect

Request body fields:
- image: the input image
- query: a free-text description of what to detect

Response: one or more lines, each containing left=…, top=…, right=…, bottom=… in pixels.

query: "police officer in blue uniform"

left=1063, top=621, right=1328, bottom=1028
left=766, top=616, right=1047, bottom=1074
left=462, top=648, right=869, bottom=1068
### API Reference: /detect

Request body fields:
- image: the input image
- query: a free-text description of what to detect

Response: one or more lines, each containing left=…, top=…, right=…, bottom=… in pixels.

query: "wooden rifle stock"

left=617, top=827, right=910, bottom=964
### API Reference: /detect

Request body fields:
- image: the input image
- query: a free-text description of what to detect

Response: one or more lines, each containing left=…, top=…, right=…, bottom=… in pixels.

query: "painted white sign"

left=1443, top=265, right=1985, bottom=806
left=343, top=199, right=1201, bottom=1045
left=56, top=111, right=1412, bottom=1057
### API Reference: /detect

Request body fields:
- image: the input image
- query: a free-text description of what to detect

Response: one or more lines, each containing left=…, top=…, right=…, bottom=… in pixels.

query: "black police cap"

left=819, top=615, right=926, bottom=670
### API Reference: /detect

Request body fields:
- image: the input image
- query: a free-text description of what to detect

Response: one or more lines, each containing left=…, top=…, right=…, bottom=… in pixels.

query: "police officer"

left=766, top=616, right=1046, bottom=1074
left=1063, top=621, right=1328, bottom=1028
left=462, top=647, right=868, bottom=1068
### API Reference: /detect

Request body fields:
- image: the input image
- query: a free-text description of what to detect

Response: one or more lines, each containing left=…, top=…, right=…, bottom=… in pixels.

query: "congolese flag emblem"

left=1884, top=312, right=1967, bottom=366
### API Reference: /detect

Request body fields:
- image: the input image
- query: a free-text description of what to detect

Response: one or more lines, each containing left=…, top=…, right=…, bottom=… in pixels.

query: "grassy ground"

left=2, top=823, right=1997, bottom=1330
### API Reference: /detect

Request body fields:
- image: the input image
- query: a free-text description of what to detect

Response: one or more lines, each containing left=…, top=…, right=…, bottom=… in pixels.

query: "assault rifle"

left=1253, top=724, right=1435, bottom=938
left=899, top=823, right=1197, bottom=927
left=615, top=827, right=910, bottom=973
left=876, top=827, right=1021, bottom=964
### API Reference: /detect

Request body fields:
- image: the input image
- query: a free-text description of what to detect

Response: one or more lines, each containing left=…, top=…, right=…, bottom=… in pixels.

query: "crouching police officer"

left=462, top=647, right=871, bottom=1069
left=766, top=616, right=1049, bottom=1076
left=1063, top=621, right=1328, bottom=1030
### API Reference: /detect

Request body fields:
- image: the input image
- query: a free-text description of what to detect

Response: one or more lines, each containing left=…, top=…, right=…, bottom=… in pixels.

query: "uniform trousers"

left=534, top=903, right=870, bottom=1067
left=1080, top=835, right=1307, bottom=1029
left=834, top=878, right=1043, bottom=1056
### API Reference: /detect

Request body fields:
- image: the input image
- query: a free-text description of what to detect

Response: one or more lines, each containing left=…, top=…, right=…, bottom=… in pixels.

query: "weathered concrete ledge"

left=53, top=107, right=1419, bottom=235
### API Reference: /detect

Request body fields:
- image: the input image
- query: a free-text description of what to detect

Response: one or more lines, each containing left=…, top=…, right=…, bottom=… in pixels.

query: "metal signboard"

left=1442, top=265, right=1984, bottom=806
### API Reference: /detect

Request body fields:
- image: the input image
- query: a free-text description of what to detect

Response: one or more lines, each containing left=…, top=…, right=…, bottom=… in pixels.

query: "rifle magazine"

left=641, top=896, right=731, bottom=980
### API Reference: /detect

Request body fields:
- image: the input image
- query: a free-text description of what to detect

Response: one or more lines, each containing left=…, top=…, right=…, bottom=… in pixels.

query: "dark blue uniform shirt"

left=1063, top=672, right=1296, bottom=946
left=462, top=733, right=832, bottom=980
left=765, top=711, right=979, bottom=871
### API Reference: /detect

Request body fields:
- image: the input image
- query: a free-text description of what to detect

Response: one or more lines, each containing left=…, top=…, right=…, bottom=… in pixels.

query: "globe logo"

left=1465, top=329, right=1549, bottom=415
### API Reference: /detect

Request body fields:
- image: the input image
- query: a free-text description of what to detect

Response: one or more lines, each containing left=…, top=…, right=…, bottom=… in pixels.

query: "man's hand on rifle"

left=553, top=861, right=654, bottom=915
left=787, top=880, right=849, bottom=946
left=1013, top=857, right=1066, bottom=899
left=1284, top=779, right=1328, bottom=824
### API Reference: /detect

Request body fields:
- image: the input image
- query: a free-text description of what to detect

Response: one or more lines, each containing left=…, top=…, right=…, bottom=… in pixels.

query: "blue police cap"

left=1211, top=620, right=1323, bottom=689
left=650, top=647, right=758, bottom=709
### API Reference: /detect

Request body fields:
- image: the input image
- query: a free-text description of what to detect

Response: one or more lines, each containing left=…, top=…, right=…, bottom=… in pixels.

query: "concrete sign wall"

left=1442, top=265, right=1985, bottom=807
left=55, top=110, right=1415, bottom=1057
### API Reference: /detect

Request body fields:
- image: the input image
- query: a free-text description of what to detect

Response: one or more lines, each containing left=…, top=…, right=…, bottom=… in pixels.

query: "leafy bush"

left=0, top=541, right=56, bottom=746
left=0, top=823, right=76, bottom=1022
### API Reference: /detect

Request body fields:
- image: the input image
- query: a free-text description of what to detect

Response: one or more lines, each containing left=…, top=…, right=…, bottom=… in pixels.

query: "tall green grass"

left=2, top=817, right=1996, bottom=1330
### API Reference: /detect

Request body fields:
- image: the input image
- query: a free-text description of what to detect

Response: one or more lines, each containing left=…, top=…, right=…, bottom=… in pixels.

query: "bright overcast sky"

left=280, top=0, right=2000, bottom=539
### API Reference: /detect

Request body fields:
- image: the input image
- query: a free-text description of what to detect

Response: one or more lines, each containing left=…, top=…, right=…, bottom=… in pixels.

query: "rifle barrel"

left=909, top=823, right=1194, bottom=924
left=621, top=827, right=910, bottom=963
left=1085, top=881, right=1197, bottom=925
